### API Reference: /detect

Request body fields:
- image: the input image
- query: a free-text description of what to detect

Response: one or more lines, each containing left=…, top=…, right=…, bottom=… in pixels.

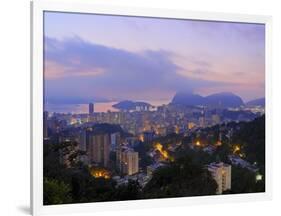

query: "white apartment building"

left=117, top=147, right=139, bottom=175
left=207, top=162, right=231, bottom=194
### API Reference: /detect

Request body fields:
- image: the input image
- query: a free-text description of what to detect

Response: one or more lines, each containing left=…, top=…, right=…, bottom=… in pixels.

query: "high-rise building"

left=116, top=147, right=139, bottom=175
left=89, top=103, right=94, bottom=115
left=116, top=112, right=125, bottom=124
left=125, top=151, right=139, bottom=175
left=43, top=111, right=48, bottom=139
left=207, top=162, right=231, bottom=194
left=88, top=133, right=110, bottom=167
left=110, top=132, right=121, bottom=151
left=199, top=116, right=205, bottom=128
left=78, top=129, right=89, bottom=151
left=212, top=114, right=221, bottom=125
left=77, top=128, right=93, bottom=165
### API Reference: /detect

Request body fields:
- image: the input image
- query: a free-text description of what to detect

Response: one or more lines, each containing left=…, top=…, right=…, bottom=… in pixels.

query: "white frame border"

left=31, top=0, right=273, bottom=215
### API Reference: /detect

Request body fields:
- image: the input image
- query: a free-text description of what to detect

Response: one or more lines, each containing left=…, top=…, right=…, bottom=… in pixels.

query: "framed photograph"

left=31, top=0, right=272, bottom=215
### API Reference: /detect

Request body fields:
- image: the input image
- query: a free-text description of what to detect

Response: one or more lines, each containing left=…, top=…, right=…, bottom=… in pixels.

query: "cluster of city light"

left=174, top=126, right=180, bottom=134
left=232, top=144, right=246, bottom=158
left=155, top=142, right=169, bottom=159
left=90, top=167, right=111, bottom=179
left=139, top=134, right=144, bottom=142
left=256, top=174, right=263, bottom=181
left=195, top=140, right=201, bottom=146
left=154, top=142, right=174, bottom=161
left=216, top=140, right=222, bottom=146
left=233, top=145, right=241, bottom=154
left=70, top=118, right=78, bottom=125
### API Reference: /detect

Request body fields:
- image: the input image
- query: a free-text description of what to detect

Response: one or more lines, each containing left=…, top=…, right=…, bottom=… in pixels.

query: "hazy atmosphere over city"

left=44, top=12, right=265, bottom=104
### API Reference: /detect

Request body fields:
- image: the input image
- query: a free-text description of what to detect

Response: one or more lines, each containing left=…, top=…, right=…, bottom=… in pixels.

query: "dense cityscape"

left=43, top=92, right=265, bottom=204
left=43, top=12, right=265, bottom=205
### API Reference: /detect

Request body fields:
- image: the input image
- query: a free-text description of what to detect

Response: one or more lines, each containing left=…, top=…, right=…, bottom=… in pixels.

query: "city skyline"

left=44, top=12, right=265, bottom=104
left=43, top=11, right=266, bottom=205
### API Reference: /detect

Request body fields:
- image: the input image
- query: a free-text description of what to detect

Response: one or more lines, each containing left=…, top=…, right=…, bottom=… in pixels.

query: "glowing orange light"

left=154, top=142, right=170, bottom=160
left=216, top=141, right=222, bottom=146
left=195, top=141, right=201, bottom=146
left=233, top=145, right=240, bottom=154
left=139, top=134, right=144, bottom=142
left=175, top=126, right=180, bottom=134
left=90, top=167, right=110, bottom=179
left=188, top=122, right=196, bottom=130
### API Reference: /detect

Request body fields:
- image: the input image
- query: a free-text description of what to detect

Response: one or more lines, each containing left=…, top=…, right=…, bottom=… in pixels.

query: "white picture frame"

left=31, top=0, right=272, bottom=215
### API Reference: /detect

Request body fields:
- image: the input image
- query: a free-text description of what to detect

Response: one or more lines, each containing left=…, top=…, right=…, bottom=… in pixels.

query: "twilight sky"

left=44, top=12, right=265, bottom=104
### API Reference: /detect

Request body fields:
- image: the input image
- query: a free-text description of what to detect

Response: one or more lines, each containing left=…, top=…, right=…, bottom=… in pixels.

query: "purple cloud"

left=44, top=37, right=223, bottom=103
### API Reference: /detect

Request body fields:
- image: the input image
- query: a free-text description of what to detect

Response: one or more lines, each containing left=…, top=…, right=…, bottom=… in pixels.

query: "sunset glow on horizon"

left=44, top=12, right=265, bottom=104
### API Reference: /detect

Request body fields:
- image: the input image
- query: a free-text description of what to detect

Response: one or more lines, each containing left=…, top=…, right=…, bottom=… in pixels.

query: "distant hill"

left=171, top=92, right=244, bottom=108
left=171, top=92, right=205, bottom=106
left=205, top=92, right=244, bottom=107
left=246, top=98, right=265, bottom=106
left=113, top=100, right=152, bottom=111
left=230, top=115, right=265, bottom=165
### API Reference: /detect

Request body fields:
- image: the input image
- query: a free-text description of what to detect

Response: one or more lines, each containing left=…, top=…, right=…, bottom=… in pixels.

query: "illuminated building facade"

left=212, top=114, right=221, bottom=125
left=125, top=151, right=139, bottom=175
left=88, top=133, right=110, bottom=167
left=116, top=147, right=139, bottom=175
left=199, top=116, right=205, bottom=128
left=207, top=162, right=231, bottom=194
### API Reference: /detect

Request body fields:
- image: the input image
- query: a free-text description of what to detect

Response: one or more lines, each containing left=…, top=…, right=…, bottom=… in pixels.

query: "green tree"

left=231, top=166, right=263, bottom=193
left=43, top=178, right=72, bottom=205
left=113, top=180, right=141, bottom=200
left=143, top=157, right=217, bottom=198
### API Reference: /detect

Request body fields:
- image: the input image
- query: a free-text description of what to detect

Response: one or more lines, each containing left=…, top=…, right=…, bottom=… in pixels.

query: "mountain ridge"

left=171, top=91, right=245, bottom=108
left=246, top=98, right=265, bottom=106
left=112, top=100, right=152, bottom=110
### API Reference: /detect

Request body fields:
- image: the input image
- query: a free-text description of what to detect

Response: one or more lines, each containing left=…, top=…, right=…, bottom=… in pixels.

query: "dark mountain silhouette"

left=113, top=100, right=152, bottom=110
left=246, top=98, right=265, bottom=106
left=205, top=92, right=244, bottom=107
left=171, top=92, right=244, bottom=108
left=171, top=92, right=205, bottom=106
